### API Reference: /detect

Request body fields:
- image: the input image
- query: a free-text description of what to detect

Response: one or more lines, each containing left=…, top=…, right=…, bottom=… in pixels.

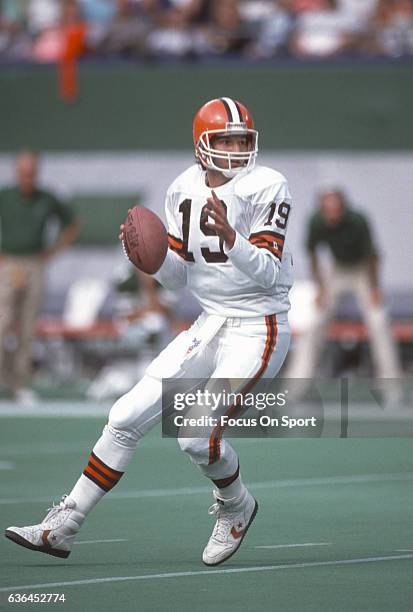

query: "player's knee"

left=108, top=394, right=137, bottom=432
left=178, top=436, right=209, bottom=464
left=108, top=374, right=161, bottom=436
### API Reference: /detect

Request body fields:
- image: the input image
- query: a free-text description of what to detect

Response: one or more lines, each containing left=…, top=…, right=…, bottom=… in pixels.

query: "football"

left=122, top=205, right=168, bottom=274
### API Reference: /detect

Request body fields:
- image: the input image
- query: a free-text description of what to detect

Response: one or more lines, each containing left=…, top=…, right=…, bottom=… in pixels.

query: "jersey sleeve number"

left=178, top=199, right=228, bottom=263
left=264, top=201, right=291, bottom=230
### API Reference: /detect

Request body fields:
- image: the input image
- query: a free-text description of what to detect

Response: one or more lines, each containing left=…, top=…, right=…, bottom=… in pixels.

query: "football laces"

left=122, top=239, right=130, bottom=261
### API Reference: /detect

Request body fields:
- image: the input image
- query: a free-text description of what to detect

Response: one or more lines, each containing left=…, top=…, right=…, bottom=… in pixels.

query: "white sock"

left=68, top=425, right=135, bottom=517
left=69, top=474, right=105, bottom=516
left=217, top=476, right=246, bottom=501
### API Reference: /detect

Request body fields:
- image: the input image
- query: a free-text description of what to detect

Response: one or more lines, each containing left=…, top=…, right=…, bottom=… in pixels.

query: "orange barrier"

left=35, top=319, right=413, bottom=342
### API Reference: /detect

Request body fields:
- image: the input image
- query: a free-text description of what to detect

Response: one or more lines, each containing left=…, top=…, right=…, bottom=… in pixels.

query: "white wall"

left=1, top=152, right=412, bottom=290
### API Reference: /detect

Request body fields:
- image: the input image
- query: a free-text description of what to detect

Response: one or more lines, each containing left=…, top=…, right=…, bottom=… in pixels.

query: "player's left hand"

left=205, top=190, right=236, bottom=250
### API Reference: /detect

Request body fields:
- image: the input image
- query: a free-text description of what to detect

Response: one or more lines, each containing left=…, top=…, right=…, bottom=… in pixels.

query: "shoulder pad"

left=234, top=165, right=288, bottom=200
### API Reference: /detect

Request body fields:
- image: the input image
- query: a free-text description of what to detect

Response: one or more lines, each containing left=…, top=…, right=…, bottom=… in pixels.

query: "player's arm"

left=41, top=196, right=81, bottom=259
left=152, top=193, right=188, bottom=290
left=42, top=221, right=80, bottom=259
left=205, top=184, right=292, bottom=289
left=153, top=249, right=188, bottom=290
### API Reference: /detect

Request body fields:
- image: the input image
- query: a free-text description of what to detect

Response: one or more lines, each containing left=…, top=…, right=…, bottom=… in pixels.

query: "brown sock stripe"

left=212, top=463, right=240, bottom=489
left=90, top=452, right=123, bottom=478
left=82, top=452, right=124, bottom=493
left=86, top=461, right=118, bottom=485
left=83, top=464, right=114, bottom=490
left=83, top=469, right=111, bottom=492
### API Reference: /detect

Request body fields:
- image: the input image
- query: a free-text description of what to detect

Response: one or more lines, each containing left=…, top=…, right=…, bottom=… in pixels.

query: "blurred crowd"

left=0, top=0, right=412, bottom=63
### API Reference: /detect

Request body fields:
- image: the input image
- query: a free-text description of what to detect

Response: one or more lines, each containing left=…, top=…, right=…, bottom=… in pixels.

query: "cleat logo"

left=42, top=530, right=52, bottom=548
left=230, top=524, right=245, bottom=539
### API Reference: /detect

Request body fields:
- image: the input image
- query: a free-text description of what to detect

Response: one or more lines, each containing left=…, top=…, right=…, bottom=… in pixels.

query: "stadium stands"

left=1, top=0, right=412, bottom=62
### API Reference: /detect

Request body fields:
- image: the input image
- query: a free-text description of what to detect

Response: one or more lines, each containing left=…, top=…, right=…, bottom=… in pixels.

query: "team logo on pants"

left=186, top=337, right=202, bottom=355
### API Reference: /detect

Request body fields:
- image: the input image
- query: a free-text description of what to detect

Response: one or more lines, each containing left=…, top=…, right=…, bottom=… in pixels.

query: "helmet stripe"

left=220, top=97, right=234, bottom=122
left=233, top=100, right=244, bottom=122
left=220, top=97, right=242, bottom=123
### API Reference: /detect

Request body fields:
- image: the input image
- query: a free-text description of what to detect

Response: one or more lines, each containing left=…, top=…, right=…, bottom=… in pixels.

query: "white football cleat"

left=202, top=489, right=258, bottom=566
left=5, top=495, right=84, bottom=558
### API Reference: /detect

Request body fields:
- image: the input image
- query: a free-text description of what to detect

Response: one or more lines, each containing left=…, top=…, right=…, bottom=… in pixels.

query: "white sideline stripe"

left=0, top=461, right=14, bottom=470
left=73, top=539, right=127, bottom=545
left=0, top=442, right=92, bottom=457
left=0, top=402, right=110, bottom=417
left=255, top=542, right=330, bottom=549
left=396, top=549, right=413, bottom=552
left=1, top=554, right=412, bottom=593
left=1, top=472, right=412, bottom=505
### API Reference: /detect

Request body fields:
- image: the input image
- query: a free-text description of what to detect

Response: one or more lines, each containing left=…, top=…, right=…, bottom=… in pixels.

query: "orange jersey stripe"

left=249, top=231, right=285, bottom=245
left=167, top=234, right=183, bottom=248
left=249, top=238, right=281, bottom=249
left=250, top=241, right=282, bottom=259
left=250, top=237, right=284, bottom=249
left=255, top=244, right=282, bottom=259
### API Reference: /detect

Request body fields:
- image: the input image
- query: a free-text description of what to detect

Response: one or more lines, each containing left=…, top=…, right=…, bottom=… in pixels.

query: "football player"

left=5, top=98, right=294, bottom=566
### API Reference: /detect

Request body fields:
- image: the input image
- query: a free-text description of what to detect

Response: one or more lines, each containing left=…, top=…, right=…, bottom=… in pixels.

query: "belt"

left=223, top=312, right=287, bottom=327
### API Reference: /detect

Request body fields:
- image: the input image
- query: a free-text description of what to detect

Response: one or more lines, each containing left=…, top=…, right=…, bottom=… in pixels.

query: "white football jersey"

left=157, top=163, right=293, bottom=318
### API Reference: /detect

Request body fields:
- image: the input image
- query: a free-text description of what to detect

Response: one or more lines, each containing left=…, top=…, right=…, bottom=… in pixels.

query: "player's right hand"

left=118, top=209, right=132, bottom=241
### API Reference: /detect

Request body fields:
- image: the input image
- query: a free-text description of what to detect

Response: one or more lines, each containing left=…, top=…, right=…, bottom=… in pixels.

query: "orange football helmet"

left=193, top=97, right=259, bottom=177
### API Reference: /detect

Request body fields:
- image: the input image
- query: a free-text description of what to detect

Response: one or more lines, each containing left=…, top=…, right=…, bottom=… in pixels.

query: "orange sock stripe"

left=89, top=452, right=123, bottom=480
left=83, top=466, right=112, bottom=492
left=84, top=464, right=114, bottom=487
left=208, top=314, right=278, bottom=464
left=86, top=461, right=117, bottom=485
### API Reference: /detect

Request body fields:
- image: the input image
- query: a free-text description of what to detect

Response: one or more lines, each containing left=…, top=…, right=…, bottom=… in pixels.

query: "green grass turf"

left=0, top=416, right=413, bottom=611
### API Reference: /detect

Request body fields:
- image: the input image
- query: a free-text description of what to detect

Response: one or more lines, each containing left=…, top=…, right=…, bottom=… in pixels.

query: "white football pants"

left=287, top=263, right=401, bottom=379
left=94, top=311, right=290, bottom=481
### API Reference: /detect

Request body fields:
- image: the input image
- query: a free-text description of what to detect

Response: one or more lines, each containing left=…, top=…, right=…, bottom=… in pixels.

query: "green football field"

left=1, top=414, right=413, bottom=611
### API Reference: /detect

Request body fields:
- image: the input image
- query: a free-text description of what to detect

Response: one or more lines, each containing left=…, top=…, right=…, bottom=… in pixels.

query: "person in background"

left=0, top=150, right=80, bottom=403
left=198, top=0, right=253, bottom=56
left=287, top=188, right=401, bottom=383
left=367, top=0, right=413, bottom=58
left=291, top=0, right=358, bottom=57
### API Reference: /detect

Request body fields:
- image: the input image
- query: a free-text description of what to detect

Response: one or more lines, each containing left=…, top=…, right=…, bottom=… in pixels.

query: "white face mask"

left=196, top=128, right=259, bottom=177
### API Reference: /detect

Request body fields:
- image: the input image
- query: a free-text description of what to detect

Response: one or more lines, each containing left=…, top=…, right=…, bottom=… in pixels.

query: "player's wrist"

left=224, top=229, right=236, bottom=251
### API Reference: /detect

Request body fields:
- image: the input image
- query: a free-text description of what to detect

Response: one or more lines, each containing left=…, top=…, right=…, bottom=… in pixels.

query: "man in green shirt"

left=287, top=188, right=400, bottom=381
left=0, top=151, right=80, bottom=401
